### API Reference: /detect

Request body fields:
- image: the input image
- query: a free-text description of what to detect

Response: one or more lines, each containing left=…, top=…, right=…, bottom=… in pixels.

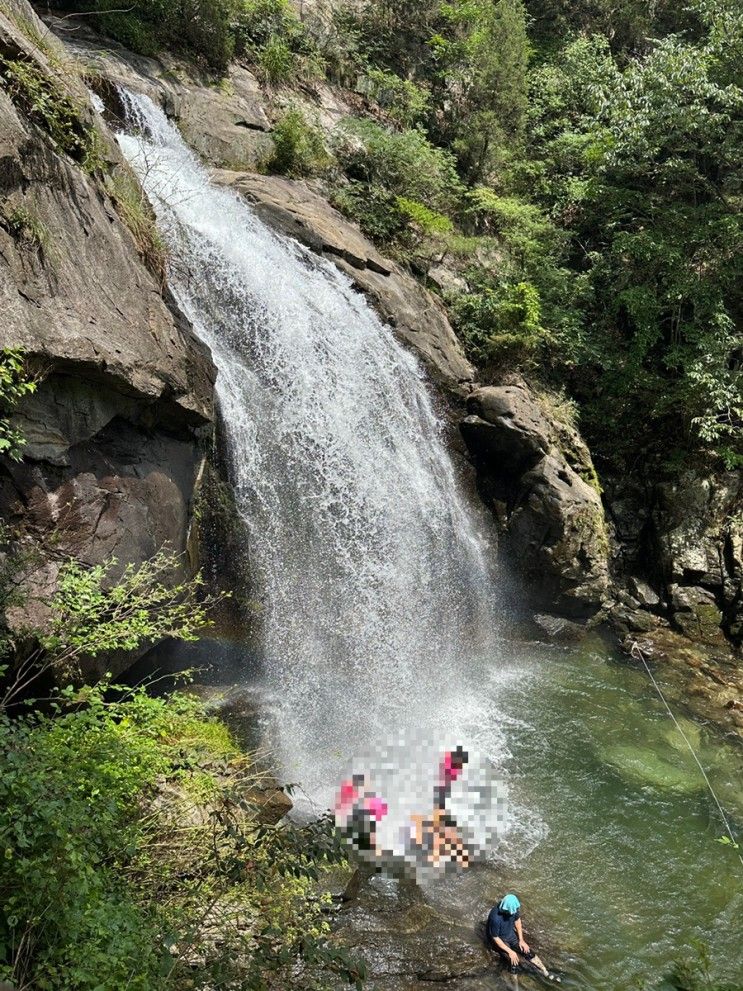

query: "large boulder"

left=461, top=382, right=610, bottom=620
left=0, top=0, right=215, bottom=677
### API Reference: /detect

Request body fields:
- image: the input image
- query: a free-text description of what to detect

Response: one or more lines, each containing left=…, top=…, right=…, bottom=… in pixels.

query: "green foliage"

left=430, top=0, right=531, bottom=181
left=363, top=68, right=430, bottom=127
left=516, top=15, right=743, bottom=464
left=265, top=107, right=330, bottom=177
left=0, top=542, right=362, bottom=990
left=523, top=0, right=696, bottom=56
left=234, top=0, right=323, bottom=85
left=339, top=119, right=462, bottom=215
left=0, top=685, right=365, bottom=990
left=0, top=55, right=103, bottom=172
left=0, top=350, right=36, bottom=463
left=105, top=169, right=167, bottom=282
left=332, top=183, right=409, bottom=245
left=4, top=205, right=48, bottom=253
left=40, top=553, right=214, bottom=661
left=344, top=0, right=441, bottom=76
left=234, top=0, right=300, bottom=50
left=396, top=197, right=454, bottom=237
left=0, top=548, right=224, bottom=710
left=334, top=119, right=462, bottom=249
left=256, top=34, right=295, bottom=84
left=48, top=0, right=238, bottom=71
left=448, top=279, right=548, bottom=365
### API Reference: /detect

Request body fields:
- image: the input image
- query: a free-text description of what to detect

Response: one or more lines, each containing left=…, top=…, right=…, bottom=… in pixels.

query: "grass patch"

left=4, top=205, right=49, bottom=252
left=105, top=170, right=168, bottom=283
left=0, top=54, right=103, bottom=173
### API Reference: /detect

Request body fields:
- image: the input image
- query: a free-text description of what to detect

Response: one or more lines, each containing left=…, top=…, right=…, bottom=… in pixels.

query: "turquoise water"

left=471, top=640, right=743, bottom=990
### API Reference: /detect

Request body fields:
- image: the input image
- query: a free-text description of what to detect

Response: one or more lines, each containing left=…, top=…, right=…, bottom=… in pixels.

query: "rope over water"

left=630, top=640, right=743, bottom=869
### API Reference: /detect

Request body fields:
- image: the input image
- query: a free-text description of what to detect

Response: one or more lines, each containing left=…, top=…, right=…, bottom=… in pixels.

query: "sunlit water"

left=430, top=640, right=743, bottom=991
left=113, top=91, right=742, bottom=989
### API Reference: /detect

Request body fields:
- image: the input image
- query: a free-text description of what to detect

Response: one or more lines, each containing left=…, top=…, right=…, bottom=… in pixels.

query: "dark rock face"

left=0, top=0, right=215, bottom=675
left=609, top=471, right=742, bottom=650
left=461, top=383, right=610, bottom=621
left=334, top=873, right=492, bottom=991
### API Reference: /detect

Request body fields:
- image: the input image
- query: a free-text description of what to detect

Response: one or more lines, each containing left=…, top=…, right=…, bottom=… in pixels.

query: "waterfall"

left=116, top=92, right=502, bottom=803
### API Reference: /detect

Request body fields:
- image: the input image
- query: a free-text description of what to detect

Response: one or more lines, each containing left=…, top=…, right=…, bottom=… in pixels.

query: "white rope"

left=630, top=640, right=743, bottom=869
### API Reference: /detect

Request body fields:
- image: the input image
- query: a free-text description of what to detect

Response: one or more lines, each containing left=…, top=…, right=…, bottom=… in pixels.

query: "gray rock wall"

left=461, top=381, right=610, bottom=621
left=0, top=0, right=215, bottom=676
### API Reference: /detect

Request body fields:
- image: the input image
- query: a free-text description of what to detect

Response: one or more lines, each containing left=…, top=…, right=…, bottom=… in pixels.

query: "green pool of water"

left=472, top=640, right=743, bottom=990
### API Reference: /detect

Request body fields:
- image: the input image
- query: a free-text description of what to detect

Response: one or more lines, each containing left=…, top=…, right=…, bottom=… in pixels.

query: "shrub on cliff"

left=333, top=119, right=462, bottom=250
left=264, top=107, right=330, bottom=177
left=0, top=350, right=36, bottom=462
left=233, top=0, right=324, bottom=84
left=47, top=0, right=239, bottom=71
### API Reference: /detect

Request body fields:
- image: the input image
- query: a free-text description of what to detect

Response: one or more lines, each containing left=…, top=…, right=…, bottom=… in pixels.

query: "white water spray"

left=116, top=92, right=504, bottom=806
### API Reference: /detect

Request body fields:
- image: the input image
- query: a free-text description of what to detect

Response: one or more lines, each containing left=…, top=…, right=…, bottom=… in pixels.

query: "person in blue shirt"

left=486, top=894, right=556, bottom=979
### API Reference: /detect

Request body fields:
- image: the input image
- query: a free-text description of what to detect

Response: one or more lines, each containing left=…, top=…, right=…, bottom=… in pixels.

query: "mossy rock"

left=600, top=743, right=703, bottom=793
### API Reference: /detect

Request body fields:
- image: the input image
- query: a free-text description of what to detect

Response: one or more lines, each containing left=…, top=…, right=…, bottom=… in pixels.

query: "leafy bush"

left=518, top=18, right=743, bottom=464
left=256, top=35, right=295, bottom=84
left=338, top=119, right=462, bottom=214
left=48, top=0, right=238, bottom=71
left=0, top=542, right=364, bottom=990
left=0, top=685, right=365, bottom=991
left=233, top=0, right=299, bottom=50
left=448, top=280, right=549, bottom=366
left=362, top=68, right=430, bottom=127
left=264, top=108, right=330, bottom=177
left=234, top=0, right=324, bottom=84
left=396, top=197, right=454, bottom=237
left=332, top=183, right=410, bottom=244
left=0, top=350, right=37, bottom=463
left=1, top=549, right=220, bottom=709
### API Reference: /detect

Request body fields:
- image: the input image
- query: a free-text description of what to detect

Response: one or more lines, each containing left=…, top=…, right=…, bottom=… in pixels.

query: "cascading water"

left=115, top=91, right=505, bottom=810
left=111, top=93, right=743, bottom=988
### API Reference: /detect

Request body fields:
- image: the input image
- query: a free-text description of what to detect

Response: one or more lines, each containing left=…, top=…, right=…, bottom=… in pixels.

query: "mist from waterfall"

left=116, top=92, right=504, bottom=804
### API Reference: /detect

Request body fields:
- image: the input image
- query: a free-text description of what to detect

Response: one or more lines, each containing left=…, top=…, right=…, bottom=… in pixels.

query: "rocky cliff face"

left=461, top=381, right=609, bottom=623
left=5, top=2, right=739, bottom=669
left=55, top=24, right=613, bottom=624
left=0, top=0, right=215, bottom=675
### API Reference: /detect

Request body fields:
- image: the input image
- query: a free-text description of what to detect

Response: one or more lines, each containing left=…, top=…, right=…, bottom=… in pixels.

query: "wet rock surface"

left=608, top=469, right=743, bottom=655
left=461, top=382, right=609, bottom=621
left=215, top=170, right=475, bottom=392
left=331, top=871, right=556, bottom=991
left=334, top=873, right=490, bottom=990
left=621, top=628, right=743, bottom=742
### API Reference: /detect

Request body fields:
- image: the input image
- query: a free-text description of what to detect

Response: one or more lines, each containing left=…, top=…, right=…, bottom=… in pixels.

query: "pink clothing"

left=337, top=779, right=360, bottom=811
left=442, top=751, right=464, bottom=784
left=364, top=796, right=388, bottom=821
left=335, top=778, right=388, bottom=823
